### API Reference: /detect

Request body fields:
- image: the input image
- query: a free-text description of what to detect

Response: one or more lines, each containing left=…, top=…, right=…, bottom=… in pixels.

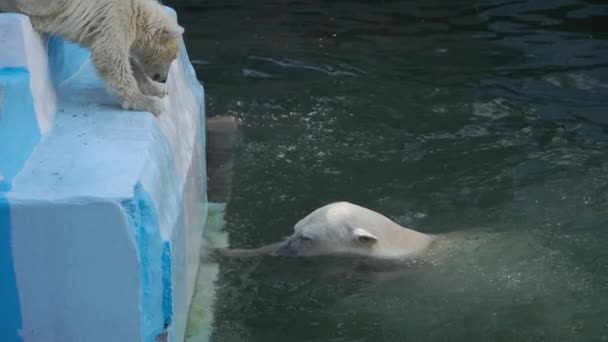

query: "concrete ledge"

left=206, top=116, right=241, bottom=203
left=0, top=10, right=206, bottom=342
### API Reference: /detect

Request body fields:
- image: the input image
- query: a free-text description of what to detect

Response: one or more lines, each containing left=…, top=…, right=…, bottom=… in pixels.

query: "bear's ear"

left=161, top=25, right=185, bottom=41
left=353, top=228, right=378, bottom=245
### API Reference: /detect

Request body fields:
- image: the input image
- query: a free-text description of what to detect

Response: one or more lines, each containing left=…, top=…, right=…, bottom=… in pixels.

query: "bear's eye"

left=357, top=235, right=375, bottom=243
left=299, top=235, right=312, bottom=242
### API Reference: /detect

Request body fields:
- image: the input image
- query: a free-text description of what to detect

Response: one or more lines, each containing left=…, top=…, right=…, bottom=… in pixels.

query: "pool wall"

left=0, top=9, right=206, bottom=342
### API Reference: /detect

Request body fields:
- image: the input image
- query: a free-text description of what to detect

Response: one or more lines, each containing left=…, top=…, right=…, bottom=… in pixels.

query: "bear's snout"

left=276, top=240, right=298, bottom=257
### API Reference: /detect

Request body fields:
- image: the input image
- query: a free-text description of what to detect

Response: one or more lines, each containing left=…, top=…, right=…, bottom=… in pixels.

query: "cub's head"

left=276, top=202, right=379, bottom=257
left=134, top=9, right=184, bottom=83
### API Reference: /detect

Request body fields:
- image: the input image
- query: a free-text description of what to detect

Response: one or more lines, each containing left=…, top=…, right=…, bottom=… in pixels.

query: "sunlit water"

left=166, top=0, right=608, bottom=340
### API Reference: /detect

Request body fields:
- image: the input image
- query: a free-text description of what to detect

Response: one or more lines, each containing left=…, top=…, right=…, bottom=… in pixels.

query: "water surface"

left=166, top=0, right=608, bottom=340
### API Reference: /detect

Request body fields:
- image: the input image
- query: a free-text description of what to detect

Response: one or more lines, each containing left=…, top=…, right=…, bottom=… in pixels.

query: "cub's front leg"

left=90, top=40, right=165, bottom=116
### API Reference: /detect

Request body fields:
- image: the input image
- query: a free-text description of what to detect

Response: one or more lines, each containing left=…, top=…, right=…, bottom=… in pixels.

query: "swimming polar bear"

left=0, top=0, right=184, bottom=116
left=216, top=201, right=438, bottom=260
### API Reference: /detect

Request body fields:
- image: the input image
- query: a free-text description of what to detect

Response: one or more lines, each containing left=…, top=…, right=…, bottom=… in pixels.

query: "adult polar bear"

left=219, top=202, right=439, bottom=259
left=0, top=0, right=184, bottom=116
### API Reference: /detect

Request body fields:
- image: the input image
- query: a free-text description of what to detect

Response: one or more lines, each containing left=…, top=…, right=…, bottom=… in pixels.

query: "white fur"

left=217, top=202, right=438, bottom=260
left=0, top=0, right=185, bottom=116
left=280, top=202, right=437, bottom=259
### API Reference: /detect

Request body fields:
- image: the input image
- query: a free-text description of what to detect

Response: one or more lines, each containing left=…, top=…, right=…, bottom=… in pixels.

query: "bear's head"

left=276, top=202, right=379, bottom=257
left=134, top=11, right=184, bottom=83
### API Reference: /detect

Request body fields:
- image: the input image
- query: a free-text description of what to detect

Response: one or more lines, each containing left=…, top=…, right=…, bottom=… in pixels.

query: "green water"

left=168, top=0, right=608, bottom=340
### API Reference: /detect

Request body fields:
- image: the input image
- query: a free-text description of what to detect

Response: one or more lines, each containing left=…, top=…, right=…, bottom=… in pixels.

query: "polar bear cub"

left=218, top=202, right=438, bottom=260
left=0, top=0, right=184, bottom=116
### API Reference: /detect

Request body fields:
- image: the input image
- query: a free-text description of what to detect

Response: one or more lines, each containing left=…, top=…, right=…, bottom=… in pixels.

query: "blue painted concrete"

left=162, top=242, right=174, bottom=328
left=47, top=37, right=91, bottom=86
left=0, top=67, right=39, bottom=342
left=0, top=196, right=21, bottom=342
left=179, top=42, right=207, bottom=200
left=121, top=183, right=171, bottom=342
left=0, top=68, right=41, bottom=191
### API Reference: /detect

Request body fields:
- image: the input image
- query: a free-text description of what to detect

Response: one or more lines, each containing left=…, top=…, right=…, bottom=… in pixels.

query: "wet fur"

left=213, top=202, right=438, bottom=260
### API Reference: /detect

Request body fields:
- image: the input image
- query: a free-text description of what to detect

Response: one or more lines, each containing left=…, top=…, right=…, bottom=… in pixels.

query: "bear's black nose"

left=153, top=73, right=166, bottom=83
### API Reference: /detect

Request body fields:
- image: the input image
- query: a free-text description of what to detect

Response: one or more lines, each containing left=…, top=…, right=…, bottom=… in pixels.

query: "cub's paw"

left=146, top=97, right=165, bottom=117
left=139, top=81, right=168, bottom=98
left=122, top=95, right=165, bottom=117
